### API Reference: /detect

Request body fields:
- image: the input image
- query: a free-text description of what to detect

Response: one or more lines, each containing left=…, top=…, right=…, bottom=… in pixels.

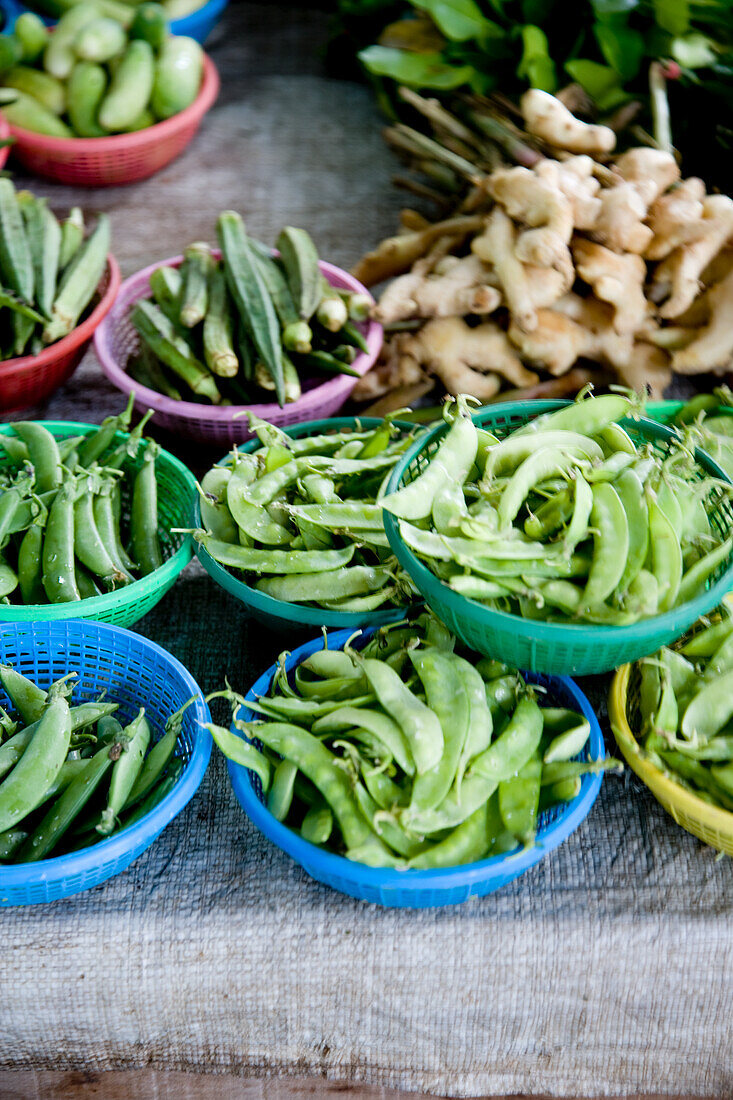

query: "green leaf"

left=521, top=0, right=558, bottom=21
left=591, top=0, right=639, bottom=12
left=565, top=57, right=620, bottom=99
left=410, top=0, right=499, bottom=42
left=653, top=0, right=690, bottom=36
left=594, top=20, right=646, bottom=80
left=358, top=45, right=475, bottom=88
left=517, top=24, right=557, bottom=91
left=672, top=32, right=718, bottom=68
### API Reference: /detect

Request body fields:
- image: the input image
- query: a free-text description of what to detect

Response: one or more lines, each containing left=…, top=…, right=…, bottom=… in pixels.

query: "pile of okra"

left=210, top=614, right=618, bottom=869
left=0, top=665, right=184, bottom=863
left=0, top=179, right=108, bottom=359
left=0, top=399, right=163, bottom=605
left=129, top=212, right=372, bottom=407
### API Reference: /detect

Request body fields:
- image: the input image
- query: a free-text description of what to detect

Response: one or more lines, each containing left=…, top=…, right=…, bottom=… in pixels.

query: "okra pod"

left=179, top=241, right=212, bottom=328
left=131, top=298, right=221, bottom=404
left=58, top=208, right=84, bottom=271
left=203, top=264, right=238, bottom=377
left=43, top=214, right=110, bottom=345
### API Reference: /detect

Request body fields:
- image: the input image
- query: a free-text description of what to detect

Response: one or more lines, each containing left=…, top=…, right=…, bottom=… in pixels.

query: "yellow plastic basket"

left=609, top=662, right=733, bottom=855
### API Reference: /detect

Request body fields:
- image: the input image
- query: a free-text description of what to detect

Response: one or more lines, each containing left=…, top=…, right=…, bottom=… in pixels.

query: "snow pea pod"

left=97, top=710, right=150, bottom=835
left=207, top=722, right=270, bottom=790
left=469, top=695, right=544, bottom=785
left=286, top=502, right=384, bottom=531
left=680, top=617, right=733, bottom=657
left=516, top=394, right=640, bottom=439
left=409, top=795, right=502, bottom=869
left=484, top=430, right=603, bottom=480
left=319, top=586, right=399, bottom=612
left=199, top=466, right=238, bottom=544
left=301, top=804, right=333, bottom=845
left=581, top=482, right=628, bottom=611
left=648, top=500, right=682, bottom=612
left=17, top=740, right=116, bottom=862
left=267, top=758, right=298, bottom=821
left=614, top=469, right=648, bottom=595
left=498, top=448, right=588, bottom=530
left=356, top=656, right=443, bottom=774
left=681, top=670, right=733, bottom=742
left=381, top=399, right=477, bottom=521
left=195, top=533, right=355, bottom=575
left=498, top=753, right=542, bottom=844
left=313, top=706, right=414, bottom=776
left=42, top=478, right=80, bottom=603
left=14, top=423, right=61, bottom=493
left=256, top=564, right=388, bottom=604
left=0, top=694, right=72, bottom=832
left=404, top=648, right=470, bottom=818
left=676, top=535, right=733, bottom=607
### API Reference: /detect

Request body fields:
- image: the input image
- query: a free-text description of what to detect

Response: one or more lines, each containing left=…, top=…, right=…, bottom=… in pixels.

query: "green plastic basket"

left=195, top=416, right=417, bottom=632
left=383, top=400, right=733, bottom=676
left=0, top=420, right=195, bottom=626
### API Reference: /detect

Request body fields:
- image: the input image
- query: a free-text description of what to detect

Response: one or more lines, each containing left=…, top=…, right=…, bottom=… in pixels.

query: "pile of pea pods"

left=635, top=605, right=733, bottom=812
left=382, top=392, right=733, bottom=625
left=0, top=665, right=184, bottom=863
left=209, top=614, right=617, bottom=868
left=0, top=397, right=163, bottom=605
left=194, top=414, right=424, bottom=613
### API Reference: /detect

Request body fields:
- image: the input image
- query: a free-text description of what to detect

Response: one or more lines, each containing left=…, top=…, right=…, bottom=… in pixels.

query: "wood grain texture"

left=0, top=4, right=731, bottom=1099
left=0, top=1074, right=719, bottom=1100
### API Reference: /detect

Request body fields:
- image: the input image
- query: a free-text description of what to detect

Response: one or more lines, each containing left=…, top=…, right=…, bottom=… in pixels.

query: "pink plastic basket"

left=4, top=54, right=219, bottom=187
left=94, top=255, right=383, bottom=446
left=0, top=255, right=120, bottom=413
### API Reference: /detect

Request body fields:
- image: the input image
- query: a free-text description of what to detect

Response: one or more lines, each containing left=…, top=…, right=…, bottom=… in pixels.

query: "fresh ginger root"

left=645, top=177, right=707, bottom=260
left=488, top=165, right=573, bottom=268
left=401, top=316, right=539, bottom=397
left=472, top=208, right=536, bottom=331
left=372, top=254, right=501, bottom=324
left=535, top=157, right=601, bottom=230
left=650, top=194, right=733, bottom=318
left=508, top=304, right=632, bottom=375
left=615, top=343, right=672, bottom=399
left=672, top=267, right=733, bottom=374
left=520, top=89, right=616, bottom=155
left=572, top=238, right=647, bottom=334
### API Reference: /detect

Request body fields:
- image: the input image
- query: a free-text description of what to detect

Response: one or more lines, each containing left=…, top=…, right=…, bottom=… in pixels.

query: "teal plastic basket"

left=0, top=421, right=195, bottom=627
left=383, top=400, right=733, bottom=676
left=195, top=417, right=417, bottom=632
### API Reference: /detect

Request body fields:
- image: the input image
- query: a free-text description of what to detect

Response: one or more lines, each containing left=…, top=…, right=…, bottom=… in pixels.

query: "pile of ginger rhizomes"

left=353, top=89, right=733, bottom=406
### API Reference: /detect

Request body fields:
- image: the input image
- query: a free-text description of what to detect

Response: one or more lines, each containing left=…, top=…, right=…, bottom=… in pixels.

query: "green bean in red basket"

left=195, top=413, right=424, bottom=613
left=211, top=613, right=620, bottom=869
left=0, top=402, right=174, bottom=607
left=382, top=390, right=733, bottom=627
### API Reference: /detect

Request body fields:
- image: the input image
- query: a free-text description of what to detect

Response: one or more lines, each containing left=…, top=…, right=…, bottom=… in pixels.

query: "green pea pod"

left=614, top=468, right=648, bottom=595
left=402, top=648, right=470, bottom=819
left=131, top=443, right=163, bottom=577
left=300, top=804, right=333, bottom=845
left=207, top=722, right=271, bottom=791
left=0, top=827, right=28, bottom=861
left=0, top=664, right=48, bottom=725
left=16, top=740, right=116, bottom=862
left=267, top=758, right=298, bottom=821
left=581, top=482, right=629, bottom=611
left=675, top=536, right=733, bottom=607
left=681, top=670, right=733, bottom=743
left=125, top=720, right=179, bottom=809
left=357, top=656, right=443, bottom=775
left=499, top=753, right=542, bottom=844
left=680, top=617, right=733, bottom=657
left=313, top=707, right=414, bottom=776
left=96, top=710, right=151, bottom=836
left=648, top=499, right=682, bottom=612
left=470, top=695, right=544, bottom=785
left=409, top=794, right=502, bottom=869
left=42, top=478, right=81, bottom=604
left=381, top=398, right=477, bottom=521
left=516, top=394, right=641, bottom=439
left=119, top=758, right=184, bottom=833
left=13, top=423, right=61, bottom=493
left=543, top=717, right=590, bottom=764
left=0, top=694, right=72, bottom=833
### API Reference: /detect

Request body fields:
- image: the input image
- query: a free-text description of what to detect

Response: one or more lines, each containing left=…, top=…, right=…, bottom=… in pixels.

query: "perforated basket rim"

left=0, top=419, right=195, bottom=622
left=227, top=627, right=605, bottom=893
left=0, top=617, right=212, bottom=887
left=195, top=415, right=416, bottom=630
left=5, top=53, right=219, bottom=154
left=0, top=255, right=119, bottom=381
left=94, top=256, right=383, bottom=426
left=609, top=662, right=733, bottom=836
left=383, top=399, right=733, bottom=647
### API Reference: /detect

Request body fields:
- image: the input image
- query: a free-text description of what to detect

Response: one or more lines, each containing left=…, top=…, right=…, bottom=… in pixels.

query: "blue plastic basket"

left=0, top=0, right=228, bottom=42
left=195, top=417, right=418, bottom=632
left=227, top=628, right=605, bottom=908
left=0, top=619, right=212, bottom=906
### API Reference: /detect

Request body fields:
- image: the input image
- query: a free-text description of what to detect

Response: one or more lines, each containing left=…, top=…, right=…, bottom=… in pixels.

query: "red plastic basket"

left=0, top=255, right=120, bottom=412
left=4, top=54, right=219, bottom=186
left=94, top=255, right=383, bottom=447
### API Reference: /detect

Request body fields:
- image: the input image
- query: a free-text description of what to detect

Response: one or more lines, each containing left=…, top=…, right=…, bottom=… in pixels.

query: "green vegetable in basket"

left=626, top=603, right=733, bottom=814
left=0, top=667, right=189, bottom=863
left=381, top=390, right=733, bottom=628
left=0, top=180, right=107, bottom=359
left=0, top=401, right=169, bottom=607
left=193, top=412, right=425, bottom=614
left=210, top=614, right=620, bottom=868
left=0, top=2, right=204, bottom=138
left=128, top=217, right=373, bottom=407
